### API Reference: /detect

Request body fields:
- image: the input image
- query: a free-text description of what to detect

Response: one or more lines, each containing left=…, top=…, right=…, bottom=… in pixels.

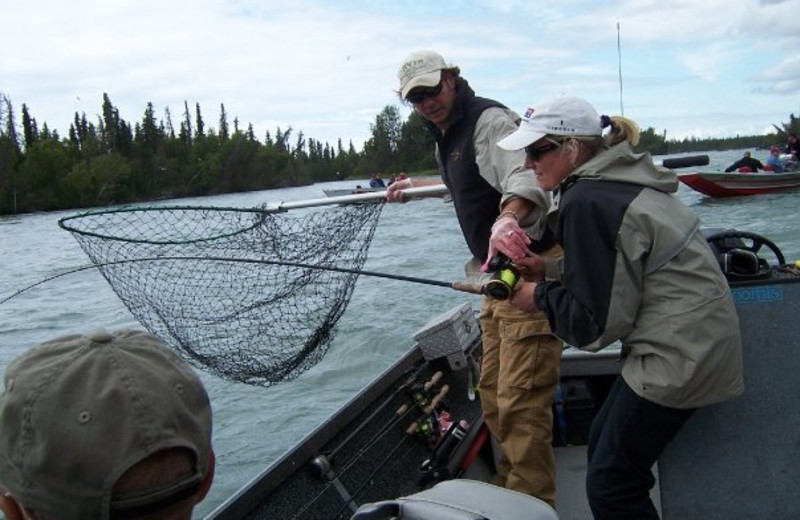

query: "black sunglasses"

left=524, top=141, right=560, bottom=161
left=405, top=82, right=443, bottom=104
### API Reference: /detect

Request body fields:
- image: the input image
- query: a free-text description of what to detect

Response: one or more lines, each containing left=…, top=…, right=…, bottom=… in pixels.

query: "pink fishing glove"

left=385, top=178, right=413, bottom=203
left=481, top=215, right=531, bottom=272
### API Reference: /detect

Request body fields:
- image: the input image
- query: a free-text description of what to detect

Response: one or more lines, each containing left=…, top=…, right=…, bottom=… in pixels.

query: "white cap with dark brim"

left=398, top=50, right=448, bottom=99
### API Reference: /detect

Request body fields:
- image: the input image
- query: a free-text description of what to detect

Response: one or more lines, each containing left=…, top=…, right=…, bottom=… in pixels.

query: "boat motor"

left=704, top=229, right=786, bottom=281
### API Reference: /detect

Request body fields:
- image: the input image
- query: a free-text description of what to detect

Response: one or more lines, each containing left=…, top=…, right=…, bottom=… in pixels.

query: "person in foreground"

left=387, top=50, right=562, bottom=507
left=723, top=150, right=763, bottom=172
left=497, top=95, right=744, bottom=519
left=0, top=328, right=215, bottom=520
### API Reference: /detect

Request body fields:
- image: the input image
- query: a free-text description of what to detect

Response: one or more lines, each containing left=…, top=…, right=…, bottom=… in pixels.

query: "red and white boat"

left=678, top=170, right=800, bottom=197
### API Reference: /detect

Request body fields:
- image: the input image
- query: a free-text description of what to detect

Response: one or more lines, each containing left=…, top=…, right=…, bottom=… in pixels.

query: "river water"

left=1, top=149, right=798, bottom=519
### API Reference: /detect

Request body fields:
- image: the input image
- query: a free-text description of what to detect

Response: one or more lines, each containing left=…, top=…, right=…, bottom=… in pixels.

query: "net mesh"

left=58, top=202, right=385, bottom=386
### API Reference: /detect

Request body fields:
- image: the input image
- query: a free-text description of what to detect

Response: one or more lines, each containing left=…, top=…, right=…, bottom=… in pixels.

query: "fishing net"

left=58, top=202, right=384, bottom=386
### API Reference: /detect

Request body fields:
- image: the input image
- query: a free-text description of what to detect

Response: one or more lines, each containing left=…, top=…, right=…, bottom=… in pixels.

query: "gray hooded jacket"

left=535, top=142, right=744, bottom=408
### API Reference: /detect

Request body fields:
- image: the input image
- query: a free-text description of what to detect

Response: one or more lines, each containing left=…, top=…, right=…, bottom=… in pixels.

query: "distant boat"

left=678, top=171, right=800, bottom=197
left=323, top=187, right=385, bottom=197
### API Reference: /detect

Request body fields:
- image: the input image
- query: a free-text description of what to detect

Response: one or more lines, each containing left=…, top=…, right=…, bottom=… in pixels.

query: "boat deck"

left=554, top=445, right=661, bottom=519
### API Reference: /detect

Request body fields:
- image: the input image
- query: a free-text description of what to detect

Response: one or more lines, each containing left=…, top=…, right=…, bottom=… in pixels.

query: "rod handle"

left=450, top=281, right=485, bottom=295
left=424, top=371, right=443, bottom=391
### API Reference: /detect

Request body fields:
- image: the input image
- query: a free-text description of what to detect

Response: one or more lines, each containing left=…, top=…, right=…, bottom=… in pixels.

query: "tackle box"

left=413, top=302, right=479, bottom=370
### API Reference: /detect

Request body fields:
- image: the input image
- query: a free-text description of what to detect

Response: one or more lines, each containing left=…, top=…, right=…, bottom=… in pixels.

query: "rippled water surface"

left=1, top=149, right=797, bottom=518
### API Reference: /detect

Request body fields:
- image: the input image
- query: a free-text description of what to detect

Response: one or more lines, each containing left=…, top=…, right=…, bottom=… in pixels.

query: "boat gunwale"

left=678, top=171, right=800, bottom=197
left=205, top=343, right=621, bottom=518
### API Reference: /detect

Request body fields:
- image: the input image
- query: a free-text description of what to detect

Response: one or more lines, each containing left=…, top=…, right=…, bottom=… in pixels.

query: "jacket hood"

left=567, top=141, right=679, bottom=194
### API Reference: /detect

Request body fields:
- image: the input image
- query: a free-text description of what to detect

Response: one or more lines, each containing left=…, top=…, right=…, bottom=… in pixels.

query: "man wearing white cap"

left=0, top=328, right=215, bottom=520
left=387, top=50, right=562, bottom=507
left=497, top=94, right=743, bottom=519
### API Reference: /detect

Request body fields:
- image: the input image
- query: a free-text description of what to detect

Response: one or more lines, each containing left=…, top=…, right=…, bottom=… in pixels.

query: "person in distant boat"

left=387, top=173, right=404, bottom=186
left=498, top=94, right=744, bottom=520
left=387, top=172, right=408, bottom=186
left=784, top=132, right=800, bottom=160
left=724, top=151, right=764, bottom=172
left=782, top=133, right=799, bottom=170
left=369, top=173, right=386, bottom=188
left=386, top=50, right=561, bottom=508
left=764, top=146, right=785, bottom=172
left=0, top=328, right=215, bottom=520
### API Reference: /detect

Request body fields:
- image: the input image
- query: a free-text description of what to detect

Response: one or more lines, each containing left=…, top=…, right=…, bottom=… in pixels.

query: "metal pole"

left=617, top=22, right=624, bottom=116
left=265, top=185, right=449, bottom=212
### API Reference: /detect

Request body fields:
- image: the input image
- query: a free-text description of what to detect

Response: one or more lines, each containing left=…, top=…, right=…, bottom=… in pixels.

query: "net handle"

left=266, top=155, right=708, bottom=212
left=266, top=185, right=449, bottom=212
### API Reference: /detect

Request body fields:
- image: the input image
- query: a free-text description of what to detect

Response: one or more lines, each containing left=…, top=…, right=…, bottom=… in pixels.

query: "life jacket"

left=427, top=81, right=504, bottom=261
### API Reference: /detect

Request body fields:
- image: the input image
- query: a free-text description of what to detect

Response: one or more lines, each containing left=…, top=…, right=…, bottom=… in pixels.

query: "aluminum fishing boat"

left=678, top=170, right=800, bottom=197
left=323, top=187, right=385, bottom=197
left=204, top=229, right=800, bottom=520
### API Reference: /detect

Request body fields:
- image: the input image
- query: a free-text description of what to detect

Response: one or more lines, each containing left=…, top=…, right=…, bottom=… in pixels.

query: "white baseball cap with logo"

left=497, top=95, right=603, bottom=150
left=397, top=50, right=448, bottom=99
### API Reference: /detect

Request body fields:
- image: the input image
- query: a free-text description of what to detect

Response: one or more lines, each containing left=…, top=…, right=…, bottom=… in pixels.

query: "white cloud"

left=2, top=0, right=799, bottom=149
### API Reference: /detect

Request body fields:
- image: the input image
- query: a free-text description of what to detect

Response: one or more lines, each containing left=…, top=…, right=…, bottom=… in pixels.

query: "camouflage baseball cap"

left=0, top=328, right=213, bottom=519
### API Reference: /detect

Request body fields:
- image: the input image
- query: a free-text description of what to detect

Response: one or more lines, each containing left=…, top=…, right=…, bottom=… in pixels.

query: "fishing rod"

left=0, top=255, right=485, bottom=306
left=8, top=155, right=711, bottom=306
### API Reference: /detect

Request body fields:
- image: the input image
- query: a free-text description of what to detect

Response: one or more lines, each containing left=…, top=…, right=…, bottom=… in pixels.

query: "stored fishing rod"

left=0, top=255, right=485, bottom=306
left=319, top=368, right=437, bottom=464
left=298, top=369, right=452, bottom=520
left=323, top=376, right=463, bottom=520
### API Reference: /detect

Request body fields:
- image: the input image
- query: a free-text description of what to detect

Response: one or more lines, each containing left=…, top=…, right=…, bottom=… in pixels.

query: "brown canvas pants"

left=478, top=257, right=562, bottom=508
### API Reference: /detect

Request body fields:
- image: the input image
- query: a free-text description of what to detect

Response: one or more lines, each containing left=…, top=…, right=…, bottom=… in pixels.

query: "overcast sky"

left=3, top=0, right=799, bottom=150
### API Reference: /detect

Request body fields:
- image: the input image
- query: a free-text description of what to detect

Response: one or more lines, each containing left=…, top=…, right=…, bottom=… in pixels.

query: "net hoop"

left=58, top=205, right=269, bottom=245
left=56, top=201, right=386, bottom=386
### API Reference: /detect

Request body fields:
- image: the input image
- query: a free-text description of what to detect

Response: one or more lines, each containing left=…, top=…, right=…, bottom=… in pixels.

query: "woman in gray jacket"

left=497, top=95, right=743, bottom=519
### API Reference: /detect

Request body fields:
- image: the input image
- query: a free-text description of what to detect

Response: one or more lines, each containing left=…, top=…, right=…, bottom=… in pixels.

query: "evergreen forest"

left=0, top=92, right=797, bottom=215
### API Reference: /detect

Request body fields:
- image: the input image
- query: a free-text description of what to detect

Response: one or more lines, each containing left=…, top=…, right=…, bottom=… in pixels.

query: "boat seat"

left=350, top=479, right=559, bottom=520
